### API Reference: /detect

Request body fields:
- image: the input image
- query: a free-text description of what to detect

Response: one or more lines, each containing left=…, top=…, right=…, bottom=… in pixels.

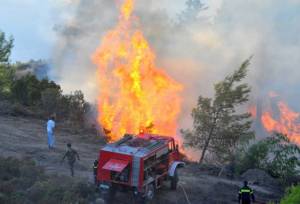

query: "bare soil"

left=0, top=115, right=283, bottom=204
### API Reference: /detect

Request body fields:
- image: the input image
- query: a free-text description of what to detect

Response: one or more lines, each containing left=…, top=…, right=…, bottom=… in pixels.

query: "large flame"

left=92, top=0, right=183, bottom=142
left=261, top=99, right=300, bottom=144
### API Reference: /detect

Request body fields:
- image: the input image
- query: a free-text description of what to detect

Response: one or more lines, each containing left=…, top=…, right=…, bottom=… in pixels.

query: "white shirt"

left=47, top=120, right=55, bottom=133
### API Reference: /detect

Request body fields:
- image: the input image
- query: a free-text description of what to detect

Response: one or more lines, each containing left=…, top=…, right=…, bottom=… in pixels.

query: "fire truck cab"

left=96, top=133, right=184, bottom=204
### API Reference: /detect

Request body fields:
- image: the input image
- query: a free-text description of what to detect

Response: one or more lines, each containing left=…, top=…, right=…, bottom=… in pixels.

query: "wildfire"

left=92, top=0, right=183, bottom=142
left=261, top=99, right=300, bottom=144
left=248, top=105, right=257, bottom=119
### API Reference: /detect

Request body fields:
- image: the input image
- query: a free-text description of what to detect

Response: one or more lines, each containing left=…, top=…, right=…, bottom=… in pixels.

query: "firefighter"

left=238, top=181, right=255, bottom=204
left=61, top=143, right=80, bottom=177
left=93, top=159, right=98, bottom=185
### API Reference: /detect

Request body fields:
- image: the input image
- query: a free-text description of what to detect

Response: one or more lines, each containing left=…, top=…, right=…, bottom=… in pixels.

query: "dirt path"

left=0, top=115, right=282, bottom=204
left=0, top=115, right=102, bottom=182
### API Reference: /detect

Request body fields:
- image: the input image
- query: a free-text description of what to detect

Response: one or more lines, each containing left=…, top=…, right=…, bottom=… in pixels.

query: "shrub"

left=235, top=133, right=300, bottom=184
left=0, top=156, right=97, bottom=203
left=280, top=185, right=300, bottom=204
left=41, top=88, right=61, bottom=115
left=67, top=90, right=89, bottom=126
left=0, top=64, right=14, bottom=98
left=235, top=139, right=270, bottom=174
left=11, top=74, right=60, bottom=106
left=11, top=75, right=39, bottom=105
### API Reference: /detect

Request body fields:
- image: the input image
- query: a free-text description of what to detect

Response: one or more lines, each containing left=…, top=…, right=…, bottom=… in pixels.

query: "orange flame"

left=92, top=0, right=183, bottom=142
left=261, top=100, right=300, bottom=144
left=248, top=105, right=257, bottom=119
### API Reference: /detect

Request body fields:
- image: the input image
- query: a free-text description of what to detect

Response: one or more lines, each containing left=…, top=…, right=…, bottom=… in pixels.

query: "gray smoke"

left=51, top=0, right=300, bottom=130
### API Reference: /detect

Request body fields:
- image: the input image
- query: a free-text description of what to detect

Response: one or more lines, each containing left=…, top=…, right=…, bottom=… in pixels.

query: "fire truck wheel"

left=133, top=184, right=155, bottom=204
left=145, top=183, right=155, bottom=201
left=170, top=169, right=178, bottom=190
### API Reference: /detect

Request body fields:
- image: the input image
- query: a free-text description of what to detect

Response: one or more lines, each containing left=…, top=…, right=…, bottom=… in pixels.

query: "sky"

left=0, top=0, right=51, bottom=61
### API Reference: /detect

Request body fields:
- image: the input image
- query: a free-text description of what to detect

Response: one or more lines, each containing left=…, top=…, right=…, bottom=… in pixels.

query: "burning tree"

left=182, top=58, right=254, bottom=164
left=261, top=98, right=300, bottom=145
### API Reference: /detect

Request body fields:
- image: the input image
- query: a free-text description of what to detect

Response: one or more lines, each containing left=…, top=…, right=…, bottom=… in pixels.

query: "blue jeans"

left=47, top=131, right=55, bottom=148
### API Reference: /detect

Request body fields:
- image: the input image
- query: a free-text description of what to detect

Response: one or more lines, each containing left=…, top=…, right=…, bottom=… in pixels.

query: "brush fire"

left=92, top=0, right=183, bottom=142
left=251, top=92, right=300, bottom=145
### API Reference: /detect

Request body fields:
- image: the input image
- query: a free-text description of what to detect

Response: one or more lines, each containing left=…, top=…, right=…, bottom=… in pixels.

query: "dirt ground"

left=0, top=115, right=283, bottom=204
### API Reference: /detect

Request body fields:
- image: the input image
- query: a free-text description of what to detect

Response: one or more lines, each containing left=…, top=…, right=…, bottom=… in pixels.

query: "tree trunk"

left=218, top=166, right=224, bottom=177
left=199, top=110, right=221, bottom=164
left=199, top=135, right=211, bottom=164
left=199, top=107, right=222, bottom=165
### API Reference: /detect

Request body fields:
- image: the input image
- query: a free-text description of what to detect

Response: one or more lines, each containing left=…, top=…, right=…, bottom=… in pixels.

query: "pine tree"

left=182, top=58, right=254, bottom=165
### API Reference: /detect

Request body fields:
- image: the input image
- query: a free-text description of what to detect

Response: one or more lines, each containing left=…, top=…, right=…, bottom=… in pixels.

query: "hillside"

left=0, top=115, right=284, bottom=204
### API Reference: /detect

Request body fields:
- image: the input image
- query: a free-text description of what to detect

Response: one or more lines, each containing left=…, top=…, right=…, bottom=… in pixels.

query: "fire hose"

left=178, top=183, right=191, bottom=204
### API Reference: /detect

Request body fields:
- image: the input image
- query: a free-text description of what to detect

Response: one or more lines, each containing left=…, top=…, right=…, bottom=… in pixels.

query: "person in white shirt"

left=47, top=116, right=56, bottom=149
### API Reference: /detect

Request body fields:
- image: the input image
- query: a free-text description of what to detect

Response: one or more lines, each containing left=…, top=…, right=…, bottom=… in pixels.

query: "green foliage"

left=235, top=139, right=270, bottom=174
left=11, top=74, right=60, bottom=106
left=10, top=73, right=88, bottom=124
left=0, top=31, right=14, bottom=98
left=182, top=58, right=254, bottom=164
left=66, top=90, right=88, bottom=124
left=280, top=185, right=300, bottom=204
left=0, top=30, right=88, bottom=126
left=41, top=88, right=62, bottom=115
left=236, top=133, right=300, bottom=184
left=0, top=64, right=14, bottom=97
left=0, top=156, right=97, bottom=204
left=0, top=31, right=13, bottom=63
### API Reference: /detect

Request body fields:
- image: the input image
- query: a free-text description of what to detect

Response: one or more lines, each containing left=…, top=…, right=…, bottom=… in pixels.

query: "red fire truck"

left=96, top=133, right=184, bottom=204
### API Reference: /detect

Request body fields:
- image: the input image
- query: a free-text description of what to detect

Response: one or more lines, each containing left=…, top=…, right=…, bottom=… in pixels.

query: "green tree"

left=12, top=74, right=61, bottom=106
left=11, top=75, right=40, bottom=105
left=0, top=31, right=14, bottom=97
left=67, top=90, right=88, bottom=125
left=0, top=65, right=14, bottom=97
left=0, top=31, right=13, bottom=63
left=237, top=133, right=300, bottom=184
left=266, top=133, right=300, bottom=183
left=182, top=58, right=254, bottom=165
left=235, top=139, right=270, bottom=174
left=41, top=88, right=62, bottom=115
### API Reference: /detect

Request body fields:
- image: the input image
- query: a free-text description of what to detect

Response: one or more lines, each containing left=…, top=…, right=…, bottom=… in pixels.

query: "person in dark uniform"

left=93, top=159, right=98, bottom=185
left=61, top=143, right=80, bottom=177
left=238, top=181, right=255, bottom=204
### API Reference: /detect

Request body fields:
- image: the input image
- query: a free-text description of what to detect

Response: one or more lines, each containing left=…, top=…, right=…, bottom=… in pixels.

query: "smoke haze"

left=51, top=0, right=300, bottom=130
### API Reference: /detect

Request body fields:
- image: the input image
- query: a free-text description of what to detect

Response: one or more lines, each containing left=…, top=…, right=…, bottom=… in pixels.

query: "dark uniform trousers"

left=238, top=186, right=255, bottom=204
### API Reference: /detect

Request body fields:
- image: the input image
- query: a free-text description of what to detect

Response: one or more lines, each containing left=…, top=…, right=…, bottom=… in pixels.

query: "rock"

left=94, top=198, right=105, bottom=204
left=198, top=164, right=221, bottom=176
left=240, top=169, right=280, bottom=187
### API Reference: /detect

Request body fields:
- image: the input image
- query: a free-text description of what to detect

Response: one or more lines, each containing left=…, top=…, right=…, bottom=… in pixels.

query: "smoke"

left=51, top=0, right=300, bottom=131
